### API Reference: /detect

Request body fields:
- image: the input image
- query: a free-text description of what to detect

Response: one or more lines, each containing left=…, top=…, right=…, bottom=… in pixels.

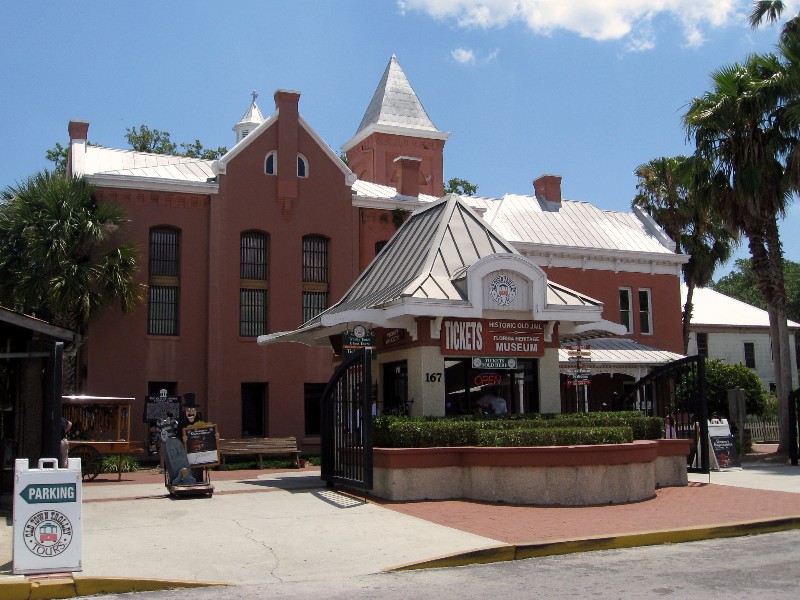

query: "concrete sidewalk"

left=1, top=450, right=799, bottom=598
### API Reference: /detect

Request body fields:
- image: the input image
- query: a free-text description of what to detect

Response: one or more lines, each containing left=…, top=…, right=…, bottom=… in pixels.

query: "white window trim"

left=297, top=153, right=309, bottom=178
left=265, top=151, right=277, bottom=176
left=638, top=288, right=653, bottom=336
left=619, top=287, right=633, bottom=334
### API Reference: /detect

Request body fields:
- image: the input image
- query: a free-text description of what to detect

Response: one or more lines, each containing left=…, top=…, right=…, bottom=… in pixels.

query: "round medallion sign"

left=490, top=275, right=517, bottom=306
left=23, top=510, right=74, bottom=557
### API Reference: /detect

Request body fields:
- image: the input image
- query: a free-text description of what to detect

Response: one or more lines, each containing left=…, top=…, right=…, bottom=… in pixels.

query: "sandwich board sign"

left=708, top=419, right=742, bottom=471
left=13, top=458, right=82, bottom=574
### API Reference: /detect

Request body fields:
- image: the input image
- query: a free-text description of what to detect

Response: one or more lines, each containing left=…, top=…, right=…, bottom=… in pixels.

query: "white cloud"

left=399, top=0, right=748, bottom=48
left=450, top=46, right=500, bottom=64
left=452, top=47, right=477, bottom=64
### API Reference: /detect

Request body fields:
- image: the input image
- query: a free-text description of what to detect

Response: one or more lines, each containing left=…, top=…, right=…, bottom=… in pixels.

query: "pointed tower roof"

left=233, top=91, right=266, bottom=143
left=343, top=55, right=450, bottom=151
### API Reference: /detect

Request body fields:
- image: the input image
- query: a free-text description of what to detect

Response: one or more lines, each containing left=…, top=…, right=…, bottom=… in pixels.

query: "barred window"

left=148, top=227, right=180, bottom=336
left=302, top=235, right=329, bottom=322
left=149, top=227, right=180, bottom=277
left=302, top=292, right=327, bottom=324
left=240, top=231, right=268, bottom=337
left=241, top=232, right=268, bottom=280
left=148, top=285, right=179, bottom=336
left=240, top=288, right=267, bottom=337
left=303, top=235, right=328, bottom=283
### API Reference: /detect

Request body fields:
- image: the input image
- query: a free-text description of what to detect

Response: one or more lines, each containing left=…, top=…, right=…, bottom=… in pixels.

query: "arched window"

left=297, top=154, right=308, bottom=178
left=240, top=231, right=269, bottom=337
left=302, top=235, right=329, bottom=322
left=265, top=151, right=277, bottom=175
left=148, top=226, right=181, bottom=336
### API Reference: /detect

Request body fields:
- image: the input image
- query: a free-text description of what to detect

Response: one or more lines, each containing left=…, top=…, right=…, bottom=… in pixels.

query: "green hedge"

left=372, top=412, right=661, bottom=448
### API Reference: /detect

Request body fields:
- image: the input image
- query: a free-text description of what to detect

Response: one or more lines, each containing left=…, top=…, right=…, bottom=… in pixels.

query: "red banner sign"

left=441, top=318, right=546, bottom=357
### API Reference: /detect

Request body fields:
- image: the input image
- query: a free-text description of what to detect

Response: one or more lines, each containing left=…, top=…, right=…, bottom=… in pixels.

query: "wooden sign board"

left=183, top=424, right=219, bottom=468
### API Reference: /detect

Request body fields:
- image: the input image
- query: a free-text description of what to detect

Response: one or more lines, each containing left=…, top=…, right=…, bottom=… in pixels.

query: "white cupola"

left=233, top=91, right=265, bottom=144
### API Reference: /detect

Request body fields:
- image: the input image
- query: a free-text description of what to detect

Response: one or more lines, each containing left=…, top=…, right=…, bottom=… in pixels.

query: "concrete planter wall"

left=372, top=439, right=691, bottom=506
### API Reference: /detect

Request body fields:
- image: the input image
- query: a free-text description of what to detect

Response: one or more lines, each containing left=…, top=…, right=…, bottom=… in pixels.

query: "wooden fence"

left=745, top=419, right=780, bottom=443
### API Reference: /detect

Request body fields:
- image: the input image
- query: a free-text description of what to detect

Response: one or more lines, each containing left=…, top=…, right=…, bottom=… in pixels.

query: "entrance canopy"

left=259, top=195, right=625, bottom=348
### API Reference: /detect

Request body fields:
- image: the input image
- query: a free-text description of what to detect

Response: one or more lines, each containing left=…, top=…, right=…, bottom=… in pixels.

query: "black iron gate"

left=320, top=348, right=373, bottom=490
left=621, top=355, right=709, bottom=473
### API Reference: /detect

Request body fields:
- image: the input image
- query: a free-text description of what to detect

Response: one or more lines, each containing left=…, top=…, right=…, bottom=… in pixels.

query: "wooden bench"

left=217, top=437, right=301, bottom=468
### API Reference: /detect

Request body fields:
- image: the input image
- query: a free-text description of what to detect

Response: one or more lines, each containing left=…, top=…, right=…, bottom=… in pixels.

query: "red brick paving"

left=370, top=483, right=800, bottom=544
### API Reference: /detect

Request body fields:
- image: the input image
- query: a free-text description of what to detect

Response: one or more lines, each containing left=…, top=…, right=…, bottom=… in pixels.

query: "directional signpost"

left=565, top=344, right=592, bottom=408
left=13, top=458, right=82, bottom=574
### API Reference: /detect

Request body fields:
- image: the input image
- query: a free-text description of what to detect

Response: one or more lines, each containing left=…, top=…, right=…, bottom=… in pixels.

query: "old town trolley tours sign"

left=441, top=318, right=546, bottom=357
left=13, top=458, right=82, bottom=574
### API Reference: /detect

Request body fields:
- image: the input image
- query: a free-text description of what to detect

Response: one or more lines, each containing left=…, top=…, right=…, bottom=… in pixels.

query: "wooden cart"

left=62, top=395, right=143, bottom=481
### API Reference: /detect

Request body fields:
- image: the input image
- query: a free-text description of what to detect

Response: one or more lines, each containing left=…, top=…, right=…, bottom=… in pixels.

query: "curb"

left=0, top=575, right=229, bottom=600
left=386, top=515, right=800, bottom=571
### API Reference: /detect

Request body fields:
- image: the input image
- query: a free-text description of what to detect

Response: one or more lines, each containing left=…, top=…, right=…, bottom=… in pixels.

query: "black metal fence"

left=789, top=388, right=799, bottom=466
left=620, top=355, right=709, bottom=473
left=320, top=348, right=373, bottom=491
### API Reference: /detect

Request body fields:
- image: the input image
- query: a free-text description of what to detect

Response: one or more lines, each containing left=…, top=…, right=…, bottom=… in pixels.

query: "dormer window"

left=297, top=154, right=308, bottom=178
left=265, top=151, right=277, bottom=175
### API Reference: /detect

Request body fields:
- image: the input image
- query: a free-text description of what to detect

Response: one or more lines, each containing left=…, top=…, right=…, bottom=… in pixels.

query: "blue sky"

left=2, top=0, right=799, bottom=278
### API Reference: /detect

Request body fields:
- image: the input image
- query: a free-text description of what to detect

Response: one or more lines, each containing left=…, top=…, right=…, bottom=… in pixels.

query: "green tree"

left=179, top=139, right=228, bottom=160
left=684, top=52, right=796, bottom=450
left=125, top=125, right=178, bottom=154
left=704, top=359, right=769, bottom=418
left=633, top=155, right=735, bottom=352
left=45, top=142, right=69, bottom=175
left=444, top=177, right=478, bottom=196
left=713, top=258, right=800, bottom=322
left=0, top=171, right=144, bottom=336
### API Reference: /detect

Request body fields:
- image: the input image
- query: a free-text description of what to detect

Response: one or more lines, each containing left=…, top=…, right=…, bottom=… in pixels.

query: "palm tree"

left=684, top=53, right=796, bottom=450
left=0, top=171, right=144, bottom=390
left=633, top=155, right=735, bottom=353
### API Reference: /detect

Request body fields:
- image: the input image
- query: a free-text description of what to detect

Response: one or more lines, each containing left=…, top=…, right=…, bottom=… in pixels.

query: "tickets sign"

left=441, top=318, right=545, bottom=357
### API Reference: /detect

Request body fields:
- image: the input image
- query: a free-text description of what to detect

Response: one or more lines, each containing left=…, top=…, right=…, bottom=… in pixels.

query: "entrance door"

left=382, top=361, right=409, bottom=415
left=241, top=383, right=267, bottom=437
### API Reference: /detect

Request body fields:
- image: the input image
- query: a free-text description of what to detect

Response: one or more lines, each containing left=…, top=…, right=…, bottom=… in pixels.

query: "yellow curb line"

left=0, top=575, right=229, bottom=600
left=386, top=515, right=800, bottom=572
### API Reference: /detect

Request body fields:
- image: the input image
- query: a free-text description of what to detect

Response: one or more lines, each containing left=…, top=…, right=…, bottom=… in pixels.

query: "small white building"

left=683, top=285, right=799, bottom=391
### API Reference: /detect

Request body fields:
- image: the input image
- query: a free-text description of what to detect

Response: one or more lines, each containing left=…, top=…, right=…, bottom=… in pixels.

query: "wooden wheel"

left=69, top=444, right=103, bottom=480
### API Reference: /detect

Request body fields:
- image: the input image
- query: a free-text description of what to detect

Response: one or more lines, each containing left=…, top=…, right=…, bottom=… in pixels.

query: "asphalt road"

left=92, top=529, right=800, bottom=599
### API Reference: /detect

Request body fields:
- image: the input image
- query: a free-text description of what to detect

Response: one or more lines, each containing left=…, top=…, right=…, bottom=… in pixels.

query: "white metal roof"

left=82, top=146, right=216, bottom=183
left=559, top=338, right=683, bottom=366
left=351, top=179, right=439, bottom=204
left=683, top=285, right=800, bottom=329
left=468, top=194, right=678, bottom=256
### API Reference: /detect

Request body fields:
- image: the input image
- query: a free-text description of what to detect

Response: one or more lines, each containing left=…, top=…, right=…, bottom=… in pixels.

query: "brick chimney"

left=533, top=174, right=562, bottom=203
left=274, top=90, right=301, bottom=218
left=394, top=156, right=421, bottom=197
left=68, top=120, right=89, bottom=141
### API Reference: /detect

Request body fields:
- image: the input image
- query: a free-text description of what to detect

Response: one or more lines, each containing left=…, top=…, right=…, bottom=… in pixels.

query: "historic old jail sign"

left=441, top=318, right=546, bottom=357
